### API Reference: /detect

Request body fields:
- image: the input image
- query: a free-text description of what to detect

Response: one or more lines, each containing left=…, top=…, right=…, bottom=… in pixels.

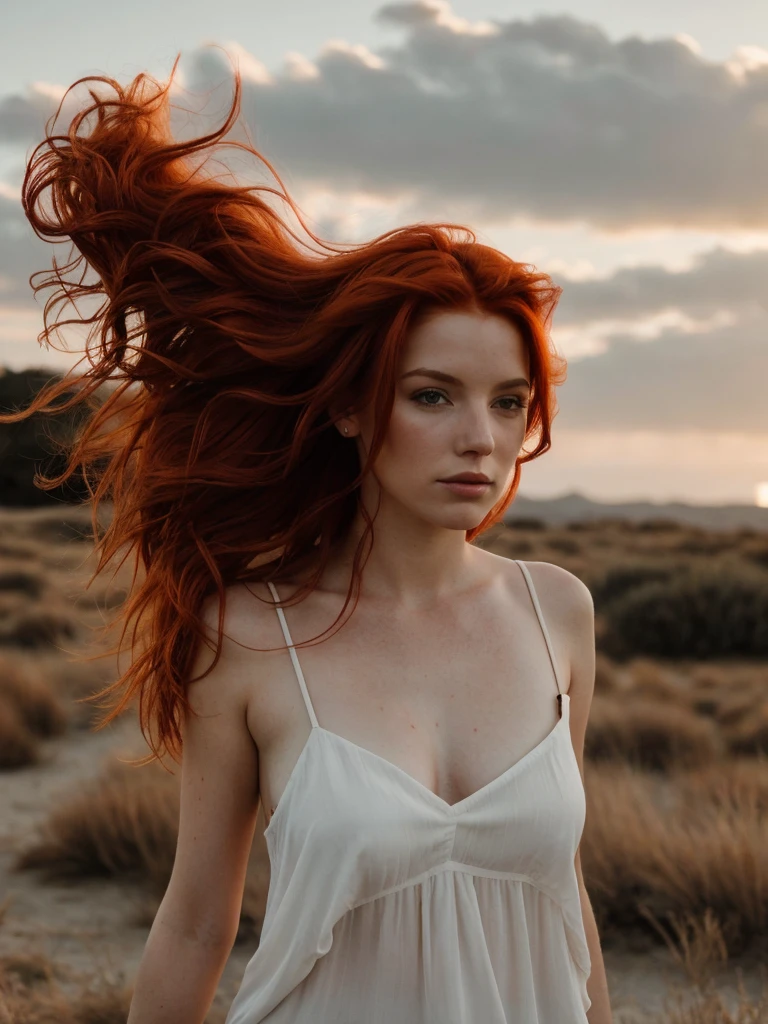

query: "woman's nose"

left=457, top=409, right=495, bottom=454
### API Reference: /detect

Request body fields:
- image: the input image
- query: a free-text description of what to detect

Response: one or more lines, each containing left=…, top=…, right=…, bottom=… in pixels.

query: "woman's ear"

left=329, top=407, right=360, bottom=438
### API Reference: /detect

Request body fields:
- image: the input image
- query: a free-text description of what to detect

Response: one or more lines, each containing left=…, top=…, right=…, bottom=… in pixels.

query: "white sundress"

left=225, top=559, right=592, bottom=1023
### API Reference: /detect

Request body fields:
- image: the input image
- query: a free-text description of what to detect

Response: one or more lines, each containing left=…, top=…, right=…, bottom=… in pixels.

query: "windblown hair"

left=1, top=54, right=567, bottom=762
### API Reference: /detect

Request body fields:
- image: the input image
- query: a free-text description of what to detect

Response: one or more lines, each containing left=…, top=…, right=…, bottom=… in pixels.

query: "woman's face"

left=344, top=308, right=532, bottom=533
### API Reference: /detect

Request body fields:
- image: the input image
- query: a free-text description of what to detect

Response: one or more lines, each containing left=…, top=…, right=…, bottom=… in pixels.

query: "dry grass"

left=16, top=758, right=270, bottom=946
left=16, top=760, right=180, bottom=890
left=0, top=953, right=131, bottom=1024
left=0, top=699, right=39, bottom=768
left=0, top=655, right=67, bottom=738
left=0, top=950, right=232, bottom=1024
left=627, top=658, right=689, bottom=704
left=582, top=759, right=768, bottom=956
left=0, top=655, right=68, bottom=769
left=594, top=650, right=626, bottom=695
left=661, top=969, right=768, bottom=1023
left=640, top=907, right=730, bottom=990
left=721, top=704, right=768, bottom=757
left=585, top=696, right=723, bottom=770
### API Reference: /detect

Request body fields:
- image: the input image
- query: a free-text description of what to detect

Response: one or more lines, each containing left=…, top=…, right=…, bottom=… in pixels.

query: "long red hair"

left=1, top=55, right=567, bottom=762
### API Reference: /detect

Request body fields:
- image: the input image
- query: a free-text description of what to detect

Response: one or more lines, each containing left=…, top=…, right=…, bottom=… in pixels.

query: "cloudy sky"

left=2, top=0, right=768, bottom=506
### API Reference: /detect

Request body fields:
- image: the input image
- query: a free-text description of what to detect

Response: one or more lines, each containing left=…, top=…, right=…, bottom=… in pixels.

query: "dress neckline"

left=264, top=693, right=569, bottom=838
left=263, top=561, right=568, bottom=838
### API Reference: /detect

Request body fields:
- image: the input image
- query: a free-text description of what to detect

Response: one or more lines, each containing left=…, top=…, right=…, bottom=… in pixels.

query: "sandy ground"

left=0, top=711, right=765, bottom=1022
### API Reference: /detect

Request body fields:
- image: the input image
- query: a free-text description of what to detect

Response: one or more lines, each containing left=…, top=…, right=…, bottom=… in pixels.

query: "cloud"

left=3, top=3, right=765, bottom=231
left=0, top=190, right=53, bottom=304
left=555, top=306, right=768, bottom=433
left=0, top=82, right=71, bottom=144
left=554, top=245, right=768, bottom=326
left=168, top=1, right=768, bottom=232
left=0, top=0, right=765, bottom=439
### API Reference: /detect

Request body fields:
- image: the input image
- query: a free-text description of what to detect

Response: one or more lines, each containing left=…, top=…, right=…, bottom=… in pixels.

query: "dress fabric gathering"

left=224, top=559, right=592, bottom=1024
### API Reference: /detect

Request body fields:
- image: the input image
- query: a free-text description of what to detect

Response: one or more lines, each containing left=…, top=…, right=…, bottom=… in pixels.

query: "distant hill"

left=507, top=491, right=768, bottom=533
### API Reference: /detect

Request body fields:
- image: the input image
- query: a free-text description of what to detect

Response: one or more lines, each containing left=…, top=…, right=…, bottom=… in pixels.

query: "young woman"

left=7, top=57, right=612, bottom=1024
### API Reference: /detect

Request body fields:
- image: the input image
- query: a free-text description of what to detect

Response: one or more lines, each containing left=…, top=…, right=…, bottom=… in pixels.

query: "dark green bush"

left=0, top=367, right=93, bottom=508
left=634, top=517, right=686, bottom=532
left=586, top=560, right=678, bottom=610
left=602, top=563, right=768, bottom=658
left=547, top=536, right=581, bottom=555
left=504, top=516, right=546, bottom=530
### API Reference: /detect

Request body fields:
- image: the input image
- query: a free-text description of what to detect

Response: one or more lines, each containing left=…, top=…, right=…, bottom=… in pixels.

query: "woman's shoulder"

left=478, top=550, right=594, bottom=674
left=198, top=580, right=282, bottom=648
left=189, top=582, right=286, bottom=710
left=477, top=547, right=589, bottom=604
left=509, top=556, right=591, bottom=605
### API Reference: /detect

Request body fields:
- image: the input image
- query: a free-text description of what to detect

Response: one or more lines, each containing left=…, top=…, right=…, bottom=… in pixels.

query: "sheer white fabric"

left=225, top=560, right=592, bottom=1024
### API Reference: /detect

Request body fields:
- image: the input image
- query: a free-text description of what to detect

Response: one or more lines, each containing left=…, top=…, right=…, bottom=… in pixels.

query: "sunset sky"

left=2, top=0, right=767, bottom=506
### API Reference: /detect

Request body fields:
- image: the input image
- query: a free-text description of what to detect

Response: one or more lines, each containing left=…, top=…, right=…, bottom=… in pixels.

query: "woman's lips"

left=438, top=480, right=492, bottom=497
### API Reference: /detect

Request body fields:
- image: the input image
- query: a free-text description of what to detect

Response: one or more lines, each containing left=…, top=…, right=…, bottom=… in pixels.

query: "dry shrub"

left=0, top=698, right=39, bottom=768
left=689, top=665, right=730, bottom=690
left=675, top=757, right=768, bottom=815
left=0, top=605, right=78, bottom=650
left=673, top=534, right=733, bottom=557
left=723, top=703, right=768, bottom=757
left=627, top=657, right=688, bottom=704
left=639, top=906, right=729, bottom=990
left=594, top=651, right=623, bottom=695
left=661, top=968, right=768, bottom=1023
left=689, top=668, right=731, bottom=718
left=585, top=696, right=722, bottom=770
left=0, top=957, right=131, bottom=1024
left=0, top=945, right=246, bottom=1024
left=581, top=763, right=670, bottom=932
left=0, top=570, right=43, bottom=599
left=0, top=953, right=55, bottom=988
left=582, top=760, right=768, bottom=954
left=18, top=756, right=272, bottom=945
left=0, top=948, right=230, bottom=1024
left=0, top=655, right=67, bottom=738
left=0, top=539, right=40, bottom=561
left=7, top=506, right=98, bottom=546
left=17, top=761, right=179, bottom=891
left=546, top=534, right=581, bottom=555
left=23, top=651, right=123, bottom=730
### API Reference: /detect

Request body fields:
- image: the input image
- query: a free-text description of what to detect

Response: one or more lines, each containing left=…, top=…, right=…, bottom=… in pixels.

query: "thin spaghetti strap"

left=513, top=560, right=562, bottom=698
left=266, top=581, right=320, bottom=729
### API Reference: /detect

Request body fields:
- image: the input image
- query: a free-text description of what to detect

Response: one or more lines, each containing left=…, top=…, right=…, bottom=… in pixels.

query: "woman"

left=7, top=56, right=612, bottom=1024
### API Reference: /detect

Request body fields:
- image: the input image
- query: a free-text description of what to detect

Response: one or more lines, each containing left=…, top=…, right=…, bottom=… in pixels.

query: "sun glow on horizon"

left=755, top=482, right=768, bottom=508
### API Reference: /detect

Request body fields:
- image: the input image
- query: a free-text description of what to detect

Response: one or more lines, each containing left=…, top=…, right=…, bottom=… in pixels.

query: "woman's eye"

left=413, top=388, right=448, bottom=406
left=412, top=390, right=526, bottom=410
left=495, top=396, right=524, bottom=411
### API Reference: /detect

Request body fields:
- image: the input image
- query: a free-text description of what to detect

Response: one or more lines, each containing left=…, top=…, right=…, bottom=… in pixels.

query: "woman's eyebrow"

left=400, top=367, right=530, bottom=389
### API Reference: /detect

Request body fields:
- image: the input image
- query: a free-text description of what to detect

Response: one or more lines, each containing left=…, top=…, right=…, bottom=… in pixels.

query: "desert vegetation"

left=2, top=503, right=768, bottom=1021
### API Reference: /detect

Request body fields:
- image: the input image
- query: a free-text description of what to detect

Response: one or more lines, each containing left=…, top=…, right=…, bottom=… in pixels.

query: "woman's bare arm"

left=127, top=594, right=261, bottom=1024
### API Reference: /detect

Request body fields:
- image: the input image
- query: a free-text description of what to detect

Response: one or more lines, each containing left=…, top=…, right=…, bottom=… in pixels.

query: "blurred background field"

left=1, top=493, right=768, bottom=1022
